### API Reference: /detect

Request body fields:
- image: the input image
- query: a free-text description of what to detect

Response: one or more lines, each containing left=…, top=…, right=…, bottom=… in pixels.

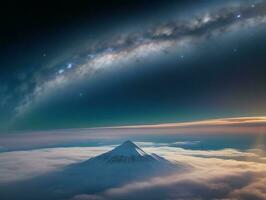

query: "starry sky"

left=1, top=0, right=266, bottom=132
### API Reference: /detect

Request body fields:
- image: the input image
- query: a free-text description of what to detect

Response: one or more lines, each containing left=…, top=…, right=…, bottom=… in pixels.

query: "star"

left=58, top=69, right=64, bottom=74
left=88, top=54, right=95, bottom=59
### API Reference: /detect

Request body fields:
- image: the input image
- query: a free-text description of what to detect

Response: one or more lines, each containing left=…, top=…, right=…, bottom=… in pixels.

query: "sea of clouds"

left=0, top=142, right=266, bottom=200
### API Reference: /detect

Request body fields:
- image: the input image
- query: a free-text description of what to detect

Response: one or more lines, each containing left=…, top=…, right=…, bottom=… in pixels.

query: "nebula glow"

left=13, top=1, right=266, bottom=117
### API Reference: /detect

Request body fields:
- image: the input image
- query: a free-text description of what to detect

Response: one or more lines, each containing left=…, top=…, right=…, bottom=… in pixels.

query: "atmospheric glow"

left=98, top=116, right=266, bottom=129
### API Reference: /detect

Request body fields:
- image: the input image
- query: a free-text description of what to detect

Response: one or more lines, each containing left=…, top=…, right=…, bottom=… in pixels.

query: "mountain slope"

left=62, top=141, right=180, bottom=192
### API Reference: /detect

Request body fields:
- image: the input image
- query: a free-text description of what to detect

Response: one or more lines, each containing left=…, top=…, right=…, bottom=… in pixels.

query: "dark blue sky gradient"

left=0, top=0, right=266, bottom=132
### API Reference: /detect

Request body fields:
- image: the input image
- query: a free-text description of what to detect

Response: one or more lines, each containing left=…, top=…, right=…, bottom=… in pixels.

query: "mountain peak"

left=120, top=140, right=137, bottom=148
left=107, top=140, right=147, bottom=157
left=91, top=140, right=157, bottom=163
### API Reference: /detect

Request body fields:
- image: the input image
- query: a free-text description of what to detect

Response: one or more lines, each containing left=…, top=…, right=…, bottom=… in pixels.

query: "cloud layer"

left=0, top=142, right=266, bottom=200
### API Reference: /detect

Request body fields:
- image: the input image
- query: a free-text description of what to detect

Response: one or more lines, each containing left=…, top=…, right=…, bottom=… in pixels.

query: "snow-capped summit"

left=112, top=140, right=146, bottom=156
left=91, top=140, right=163, bottom=163
left=108, top=140, right=147, bottom=157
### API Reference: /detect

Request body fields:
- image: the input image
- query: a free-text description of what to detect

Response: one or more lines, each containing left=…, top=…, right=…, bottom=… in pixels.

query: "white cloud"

left=229, top=178, right=266, bottom=200
left=0, top=146, right=110, bottom=183
left=0, top=143, right=266, bottom=200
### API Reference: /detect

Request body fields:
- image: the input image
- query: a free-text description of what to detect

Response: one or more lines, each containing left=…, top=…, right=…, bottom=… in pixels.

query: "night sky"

left=1, top=3, right=266, bottom=199
left=1, top=0, right=266, bottom=132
